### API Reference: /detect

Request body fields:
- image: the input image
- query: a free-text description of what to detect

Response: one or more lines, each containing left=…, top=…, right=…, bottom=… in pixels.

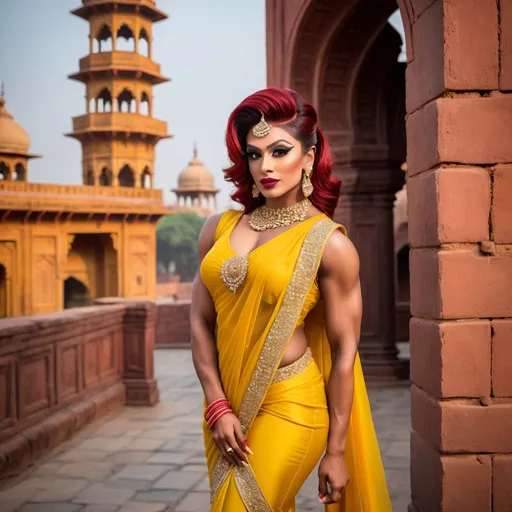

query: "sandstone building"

left=0, top=0, right=170, bottom=317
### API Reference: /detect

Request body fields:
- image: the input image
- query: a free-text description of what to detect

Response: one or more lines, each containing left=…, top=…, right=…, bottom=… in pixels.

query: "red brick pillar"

left=401, top=0, right=512, bottom=510
left=95, top=298, right=160, bottom=406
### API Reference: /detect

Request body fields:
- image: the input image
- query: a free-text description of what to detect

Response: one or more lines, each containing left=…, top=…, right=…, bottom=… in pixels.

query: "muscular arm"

left=318, top=230, right=362, bottom=456
left=190, top=213, right=226, bottom=404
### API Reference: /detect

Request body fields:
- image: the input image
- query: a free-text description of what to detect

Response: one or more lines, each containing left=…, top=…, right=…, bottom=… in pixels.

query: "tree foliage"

left=156, top=212, right=206, bottom=281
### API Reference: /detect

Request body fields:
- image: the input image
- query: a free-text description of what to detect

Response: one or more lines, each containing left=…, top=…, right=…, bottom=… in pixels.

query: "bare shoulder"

left=320, top=228, right=360, bottom=287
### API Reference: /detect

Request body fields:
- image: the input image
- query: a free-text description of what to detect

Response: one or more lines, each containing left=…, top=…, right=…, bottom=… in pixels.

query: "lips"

left=260, top=178, right=280, bottom=188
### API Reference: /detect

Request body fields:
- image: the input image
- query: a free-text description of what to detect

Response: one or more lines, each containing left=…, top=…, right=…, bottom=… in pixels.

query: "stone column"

left=95, top=298, right=160, bottom=405
left=335, top=164, right=409, bottom=385
left=401, top=0, right=512, bottom=510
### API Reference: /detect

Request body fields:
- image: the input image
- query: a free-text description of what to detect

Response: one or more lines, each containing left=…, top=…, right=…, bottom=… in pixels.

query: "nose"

left=260, top=152, right=274, bottom=173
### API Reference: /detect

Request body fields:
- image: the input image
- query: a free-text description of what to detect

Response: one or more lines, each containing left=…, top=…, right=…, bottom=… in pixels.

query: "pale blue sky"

left=0, top=2, right=404, bottom=208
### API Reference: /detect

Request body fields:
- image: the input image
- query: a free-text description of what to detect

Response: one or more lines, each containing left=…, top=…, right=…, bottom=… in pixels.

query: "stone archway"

left=268, top=0, right=512, bottom=509
left=64, top=276, right=90, bottom=309
left=286, top=0, right=409, bottom=384
left=66, top=234, right=119, bottom=302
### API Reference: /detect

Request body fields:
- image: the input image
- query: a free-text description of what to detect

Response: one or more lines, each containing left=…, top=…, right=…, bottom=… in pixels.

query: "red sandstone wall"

left=0, top=305, right=126, bottom=478
left=155, top=300, right=191, bottom=347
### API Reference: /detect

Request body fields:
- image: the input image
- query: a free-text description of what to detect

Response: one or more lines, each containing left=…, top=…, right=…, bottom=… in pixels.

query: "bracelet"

left=208, top=407, right=232, bottom=429
left=205, top=398, right=230, bottom=420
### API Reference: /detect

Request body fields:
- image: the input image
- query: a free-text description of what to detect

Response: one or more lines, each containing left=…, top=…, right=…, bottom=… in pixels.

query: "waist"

left=273, top=346, right=313, bottom=385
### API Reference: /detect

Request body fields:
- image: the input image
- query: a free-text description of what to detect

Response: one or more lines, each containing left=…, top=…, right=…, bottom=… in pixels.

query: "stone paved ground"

left=0, top=348, right=410, bottom=512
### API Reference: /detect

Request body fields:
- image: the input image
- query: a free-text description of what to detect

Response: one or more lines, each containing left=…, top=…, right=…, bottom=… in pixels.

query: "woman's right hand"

left=211, top=412, right=250, bottom=466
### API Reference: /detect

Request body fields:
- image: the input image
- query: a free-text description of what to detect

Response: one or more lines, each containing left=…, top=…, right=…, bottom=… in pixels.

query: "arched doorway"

left=66, top=234, right=118, bottom=303
left=284, top=0, right=408, bottom=384
left=64, top=277, right=90, bottom=309
left=0, top=264, right=7, bottom=318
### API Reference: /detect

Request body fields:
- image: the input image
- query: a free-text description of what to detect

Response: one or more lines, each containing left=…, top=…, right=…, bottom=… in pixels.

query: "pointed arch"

left=139, top=27, right=150, bottom=57
left=13, top=163, right=25, bottom=181
left=117, top=88, right=135, bottom=113
left=97, top=88, right=112, bottom=113
left=0, top=161, right=9, bottom=180
left=116, top=23, right=135, bottom=52
left=118, top=164, right=135, bottom=187
left=99, top=167, right=111, bottom=186
left=94, top=24, right=113, bottom=53
left=140, top=91, right=150, bottom=116
left=140, top=166, right=151, bottom=188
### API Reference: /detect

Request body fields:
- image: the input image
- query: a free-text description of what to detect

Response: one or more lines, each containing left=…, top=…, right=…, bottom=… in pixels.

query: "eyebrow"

left=246, top=139, right=294, bottom=151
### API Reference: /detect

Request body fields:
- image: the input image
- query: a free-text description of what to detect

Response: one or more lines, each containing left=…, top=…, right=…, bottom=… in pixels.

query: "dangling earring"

left=302, top=164, right=314, bottom=197
left=252, top=183, right=260, bottom=198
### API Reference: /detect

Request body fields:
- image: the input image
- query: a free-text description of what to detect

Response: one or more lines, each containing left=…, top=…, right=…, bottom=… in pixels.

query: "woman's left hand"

left=317, top=452, right=349, bottom=504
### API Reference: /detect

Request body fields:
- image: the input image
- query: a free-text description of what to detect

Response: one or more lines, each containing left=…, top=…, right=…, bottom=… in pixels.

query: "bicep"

left=318, top=230, right=362, bottom=360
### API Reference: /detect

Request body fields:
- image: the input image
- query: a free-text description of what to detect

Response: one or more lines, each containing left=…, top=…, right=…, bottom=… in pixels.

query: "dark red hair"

left=223, top=87, right=341, bottom=218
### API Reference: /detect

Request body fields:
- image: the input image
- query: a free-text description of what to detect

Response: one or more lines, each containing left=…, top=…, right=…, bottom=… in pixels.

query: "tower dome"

left=172, top=145, right=219, bottom=216
left=176, top=146, right=217, bottom=192
left=0, top=96, right=32, bottom=156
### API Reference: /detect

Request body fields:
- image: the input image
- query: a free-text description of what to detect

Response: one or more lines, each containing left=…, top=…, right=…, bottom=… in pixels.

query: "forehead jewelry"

left=252, top=114, right=272, bottom=137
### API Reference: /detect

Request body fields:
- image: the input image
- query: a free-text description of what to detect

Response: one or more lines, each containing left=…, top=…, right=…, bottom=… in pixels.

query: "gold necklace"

left=220, top=198, right=311, bottom=293
left=249, top=198, right=311, bottom=232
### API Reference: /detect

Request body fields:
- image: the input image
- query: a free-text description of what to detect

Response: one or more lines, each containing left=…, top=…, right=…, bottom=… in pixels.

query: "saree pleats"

left=200, top=211, right=392, bottom=511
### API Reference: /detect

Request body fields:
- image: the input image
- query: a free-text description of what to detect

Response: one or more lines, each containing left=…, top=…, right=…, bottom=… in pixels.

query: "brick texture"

left=406, top=0, right=499, bottom=114
left=411, top=386, right=512, bottom=453
left=407, top=96, right=512, bottom=175
left=492, top=165, right=512, bottom=243
left=492, top=320, right=512, bottom=397
left=410, top=248, right=512, bottom=319
left=411, top=431, right=492, bottom=512
left=500, top=0, right=512, bottom=90
left=408, top=166, right=491, bottom=247
left=155, top=301, right=191, bottom=347
left=493, top=455, right=512, bottom=511
left=410, top=318, right=491, bottom=398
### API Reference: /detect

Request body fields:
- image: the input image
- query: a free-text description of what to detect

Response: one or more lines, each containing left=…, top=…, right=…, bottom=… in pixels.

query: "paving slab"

left=0, top=348, right=411, bottom=511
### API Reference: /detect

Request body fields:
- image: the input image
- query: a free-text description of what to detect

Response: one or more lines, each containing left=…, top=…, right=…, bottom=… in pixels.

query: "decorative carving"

left=33, top=237, right=58, bottom=310
left=67, top=234, right=76, bottom=254
left=109, top=233, right=119, bottom=253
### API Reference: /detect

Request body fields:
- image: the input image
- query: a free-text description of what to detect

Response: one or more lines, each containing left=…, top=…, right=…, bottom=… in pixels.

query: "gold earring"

left=252, top=183, right=260, bottom=198
left=302, top=165, right=313, bottom=197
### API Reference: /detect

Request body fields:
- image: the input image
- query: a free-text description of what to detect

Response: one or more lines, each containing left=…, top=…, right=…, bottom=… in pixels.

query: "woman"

left=191, top=87, right=391, bottom=511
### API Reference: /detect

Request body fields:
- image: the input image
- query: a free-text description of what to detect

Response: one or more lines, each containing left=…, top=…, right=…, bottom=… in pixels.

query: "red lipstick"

left=260, top=178, right=280, bottom=188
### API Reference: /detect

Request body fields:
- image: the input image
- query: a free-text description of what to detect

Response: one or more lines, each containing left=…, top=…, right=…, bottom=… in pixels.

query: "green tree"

left=156, top=212, right=206, bottom=281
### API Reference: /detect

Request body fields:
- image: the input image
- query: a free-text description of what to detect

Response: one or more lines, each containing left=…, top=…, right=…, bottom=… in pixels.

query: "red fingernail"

left=318, top=492, right=324, bottom=499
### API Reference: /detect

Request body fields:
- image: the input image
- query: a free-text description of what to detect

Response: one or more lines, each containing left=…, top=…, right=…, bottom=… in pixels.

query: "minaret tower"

left=67, top=0, right=170, bottom=188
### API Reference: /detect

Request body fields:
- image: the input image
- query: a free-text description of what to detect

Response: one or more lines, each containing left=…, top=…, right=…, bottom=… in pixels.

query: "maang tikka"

left=252, top=114, right=272, bottom=137
left=302, top=163, right=314, bottom=197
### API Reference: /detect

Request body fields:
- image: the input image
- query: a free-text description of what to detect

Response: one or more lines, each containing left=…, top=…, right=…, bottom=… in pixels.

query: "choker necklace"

left=249, top=198, right=311, bottom=232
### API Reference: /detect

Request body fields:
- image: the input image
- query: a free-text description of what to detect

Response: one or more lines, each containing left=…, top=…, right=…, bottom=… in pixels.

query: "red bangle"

left=208, top=407, right=232, bottom=429
left=205, top=398, right=229, bottom=419
left=205, top=401, right=229, bottom=421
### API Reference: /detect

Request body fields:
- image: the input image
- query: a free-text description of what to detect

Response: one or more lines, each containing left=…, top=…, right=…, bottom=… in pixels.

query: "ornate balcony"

left=69, top=52, right=169, bottom=84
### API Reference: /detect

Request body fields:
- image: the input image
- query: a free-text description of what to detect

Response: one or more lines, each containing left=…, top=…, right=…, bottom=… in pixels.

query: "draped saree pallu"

left=200, top=211, right=392, bottom=512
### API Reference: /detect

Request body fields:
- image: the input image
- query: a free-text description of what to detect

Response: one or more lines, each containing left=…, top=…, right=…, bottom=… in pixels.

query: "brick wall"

left=155, top=300, right=191, bottom=347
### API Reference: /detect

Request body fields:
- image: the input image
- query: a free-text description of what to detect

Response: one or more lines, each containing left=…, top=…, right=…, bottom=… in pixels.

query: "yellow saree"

left=200, top=210, right=391, bottom=512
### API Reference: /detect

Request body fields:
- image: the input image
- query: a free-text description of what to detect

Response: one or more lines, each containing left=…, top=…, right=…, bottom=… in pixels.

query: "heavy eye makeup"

left=244, top=145, right=294, bottom=160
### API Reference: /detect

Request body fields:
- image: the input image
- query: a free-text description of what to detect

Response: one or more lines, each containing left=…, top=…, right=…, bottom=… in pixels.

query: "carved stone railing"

left=0, top=300, right=160, bottom=479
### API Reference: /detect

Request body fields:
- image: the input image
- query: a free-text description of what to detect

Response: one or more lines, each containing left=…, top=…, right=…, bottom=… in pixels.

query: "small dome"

left=0, top=96, right=31, bottom=155
left=176, top=146, right=217, bottom=192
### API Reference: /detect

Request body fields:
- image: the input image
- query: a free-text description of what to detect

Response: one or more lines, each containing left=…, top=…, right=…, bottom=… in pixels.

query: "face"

left=245, top=125, right=315, bottom=200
